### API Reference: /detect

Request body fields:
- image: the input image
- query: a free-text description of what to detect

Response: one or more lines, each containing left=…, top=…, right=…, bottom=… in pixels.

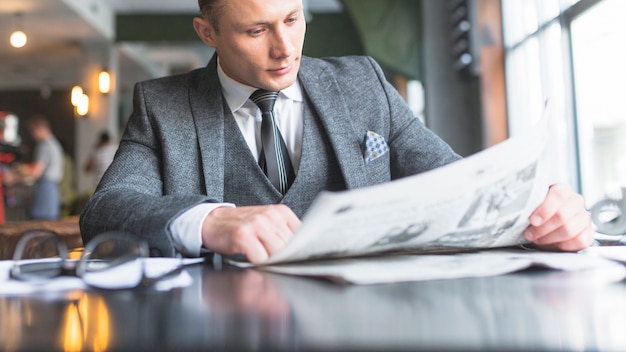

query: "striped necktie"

left=250, top=89, right=295, bottom=194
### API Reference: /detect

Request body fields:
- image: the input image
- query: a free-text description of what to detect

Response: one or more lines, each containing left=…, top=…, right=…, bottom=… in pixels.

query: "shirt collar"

left=217, top=58, right=303, bottom=113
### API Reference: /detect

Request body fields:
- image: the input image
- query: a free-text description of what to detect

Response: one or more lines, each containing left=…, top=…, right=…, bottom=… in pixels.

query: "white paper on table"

left=585, top=246, right=626, bottom=263
left=259, top=249, right=626, bottom=285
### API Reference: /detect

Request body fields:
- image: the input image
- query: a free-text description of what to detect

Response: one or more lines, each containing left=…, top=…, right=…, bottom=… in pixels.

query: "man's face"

left=28, top=126, right=43, bottom=141
left=196, top=0, right=306, bottom=91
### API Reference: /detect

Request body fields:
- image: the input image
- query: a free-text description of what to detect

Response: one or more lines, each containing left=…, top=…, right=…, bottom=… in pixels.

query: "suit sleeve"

left=79, top=82, right=212, bottom=257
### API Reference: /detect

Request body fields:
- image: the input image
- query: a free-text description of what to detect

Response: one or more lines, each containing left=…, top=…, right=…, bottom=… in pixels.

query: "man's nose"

left=270, top=27, right=294, bottom=58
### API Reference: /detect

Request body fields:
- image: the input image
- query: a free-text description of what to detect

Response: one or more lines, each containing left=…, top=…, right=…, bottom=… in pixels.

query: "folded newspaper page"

left=260, top=249, right=626, bottom=285
left=237, top=114, right=553, bottom=267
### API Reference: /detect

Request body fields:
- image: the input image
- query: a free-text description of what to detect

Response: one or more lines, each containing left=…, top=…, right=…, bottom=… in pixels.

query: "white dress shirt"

left=170, top=60, right=305, bottom=256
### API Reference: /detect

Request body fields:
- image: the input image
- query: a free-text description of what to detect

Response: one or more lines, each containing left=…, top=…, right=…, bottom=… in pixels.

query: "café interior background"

left=0, top=0, right=623, bottom=220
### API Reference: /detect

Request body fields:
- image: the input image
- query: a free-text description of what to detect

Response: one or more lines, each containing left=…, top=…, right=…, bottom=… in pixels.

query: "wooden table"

left=0, top=216, right=82, bottom=260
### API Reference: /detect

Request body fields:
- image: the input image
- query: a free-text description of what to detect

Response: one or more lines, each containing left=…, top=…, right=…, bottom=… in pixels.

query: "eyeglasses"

left=10, top=230, right=183, bottom=290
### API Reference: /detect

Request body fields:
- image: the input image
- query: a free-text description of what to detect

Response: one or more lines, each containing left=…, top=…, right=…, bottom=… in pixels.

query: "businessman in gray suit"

left=80, top=0, right=594, bottom=263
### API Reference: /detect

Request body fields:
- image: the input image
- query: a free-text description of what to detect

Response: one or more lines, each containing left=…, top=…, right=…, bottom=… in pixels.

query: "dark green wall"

left=116, top=15, right=199, bottom=42
left=117, top=12, right=365, bottom=59
left=342, top=0, right=422, bottom=80
left=303, top=13, right=364, bottom=58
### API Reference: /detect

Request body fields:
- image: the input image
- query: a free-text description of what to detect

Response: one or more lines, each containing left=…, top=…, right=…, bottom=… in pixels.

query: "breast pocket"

left=364, top=152, right=391, bottom=185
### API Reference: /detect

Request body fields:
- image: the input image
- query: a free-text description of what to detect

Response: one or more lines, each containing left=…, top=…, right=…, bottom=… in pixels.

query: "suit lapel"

left=298, top=57, right=368, bottom=189
left=188, top=56, right=226, bottom=201
left=187, top=55, right=369, bottom=200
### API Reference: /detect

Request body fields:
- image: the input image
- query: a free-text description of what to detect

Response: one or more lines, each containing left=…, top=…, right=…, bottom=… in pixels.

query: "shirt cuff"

left=170, top=202, right=235, bottom=257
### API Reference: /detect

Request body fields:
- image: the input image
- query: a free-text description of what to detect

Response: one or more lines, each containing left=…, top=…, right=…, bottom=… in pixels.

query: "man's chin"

left=266, top=63, right=300, bottom=90
left=263, top=77, right=298, bottom=91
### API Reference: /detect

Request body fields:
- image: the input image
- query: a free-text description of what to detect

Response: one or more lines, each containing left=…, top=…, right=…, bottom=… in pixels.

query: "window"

left=571, top=0, right=626, bottom=204
left=502, top=0, right=578, bottom=188
left=502, top=0, right=626, bottom=206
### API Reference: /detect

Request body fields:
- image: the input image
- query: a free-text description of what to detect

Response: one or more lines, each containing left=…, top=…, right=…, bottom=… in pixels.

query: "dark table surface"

left=2, top=257, right=626, bottom=352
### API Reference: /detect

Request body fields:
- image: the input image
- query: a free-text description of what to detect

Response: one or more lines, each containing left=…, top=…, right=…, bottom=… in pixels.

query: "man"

left=80, top=0, right=593, bottom=263
left=25, top=115, right=63, bottom=219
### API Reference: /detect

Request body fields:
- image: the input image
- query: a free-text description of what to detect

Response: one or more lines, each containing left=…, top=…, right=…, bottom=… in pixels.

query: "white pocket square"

left=363, top=131, right=389, bottom=163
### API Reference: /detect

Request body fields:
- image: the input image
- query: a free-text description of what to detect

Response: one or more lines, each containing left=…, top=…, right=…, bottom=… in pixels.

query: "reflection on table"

left=1, top=261, right=626, bottom=351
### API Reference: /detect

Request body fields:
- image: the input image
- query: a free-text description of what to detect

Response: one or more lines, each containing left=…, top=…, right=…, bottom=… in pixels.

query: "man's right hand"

left=201, top=204, right=301, bottom=264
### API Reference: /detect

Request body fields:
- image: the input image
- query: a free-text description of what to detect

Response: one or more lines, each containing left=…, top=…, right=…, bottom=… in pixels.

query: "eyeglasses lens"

left=12, top=230, right=66, bottom=280
left=79, top=235, right=145, bottom=289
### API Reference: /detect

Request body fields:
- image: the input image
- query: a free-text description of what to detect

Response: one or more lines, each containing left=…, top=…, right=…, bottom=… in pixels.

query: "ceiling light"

left=10, top=31, right=27, bottom=48
left=76, top=93, right=89, bottom=117
left=71, top=86, right=83, bottom=106
left=9, top=13, right=27, bottom=48
left=98, top=69, right=111, bottom=94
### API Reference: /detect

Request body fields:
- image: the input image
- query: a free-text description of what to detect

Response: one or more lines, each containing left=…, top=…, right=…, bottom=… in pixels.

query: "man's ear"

left=193, top=17, right=217, bottom=48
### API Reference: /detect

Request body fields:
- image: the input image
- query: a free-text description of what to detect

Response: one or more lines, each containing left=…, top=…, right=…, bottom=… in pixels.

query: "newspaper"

left=244, top=114, right=552, bottom=267
left=228, top=114, right=626, bottom=284
left=260, top=249, right=626, bottom=285
left=228, top=110, right=560, bottom=282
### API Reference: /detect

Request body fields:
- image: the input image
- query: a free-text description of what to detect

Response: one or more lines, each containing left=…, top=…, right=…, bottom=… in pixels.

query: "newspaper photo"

left=236, top=113, right=553, bottom=267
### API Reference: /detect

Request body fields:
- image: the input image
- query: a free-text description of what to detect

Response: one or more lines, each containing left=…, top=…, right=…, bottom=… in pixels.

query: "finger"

left=533, top=226, right=595, bottom=252
left=256, top=207, right=300, bottom=256
left=202, top=215, right=270, bottom=264
left=281, top=205, right=302, bottom=233
left=558, top=227, right=595, bottom=251
left=526, top=186, right=585, bottom=241
left=530, top=208, right=591, bottom=246
left=528, top=184, right=571, bottom=227
left=258, top=230, right=290, bottom=257
left=230, top=206, right=293, bottom=261
left=265, top=204, right=300, bottom=243
left=241, top=243, right=270, bottom=264
left=229, top=229, right=271, bottom=264
left=525, top=200, right=582, bottom=242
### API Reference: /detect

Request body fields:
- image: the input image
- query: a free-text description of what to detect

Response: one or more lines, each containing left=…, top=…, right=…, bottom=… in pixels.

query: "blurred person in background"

left=16, top=115, right=63, bottom=220
left=84, top=131, right=117, bottom=191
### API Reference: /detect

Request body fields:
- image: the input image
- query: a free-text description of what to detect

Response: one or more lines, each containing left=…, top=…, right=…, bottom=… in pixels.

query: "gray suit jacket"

left=79, top=55, right=460, bottom=257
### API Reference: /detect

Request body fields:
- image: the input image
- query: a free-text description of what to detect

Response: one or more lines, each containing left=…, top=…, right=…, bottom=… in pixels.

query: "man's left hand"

left=524, top=184, right=594, bottom=251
